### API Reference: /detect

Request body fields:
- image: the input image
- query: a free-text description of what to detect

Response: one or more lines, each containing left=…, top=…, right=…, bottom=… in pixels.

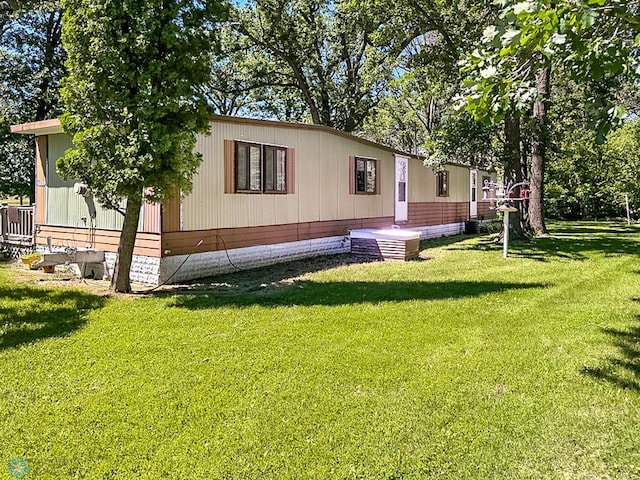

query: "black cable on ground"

left=139, top=233, right=243, bottom=294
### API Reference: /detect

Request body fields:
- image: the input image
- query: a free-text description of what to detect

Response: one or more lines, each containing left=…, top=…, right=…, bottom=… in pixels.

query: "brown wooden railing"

left=1, top=204, right=35, bottom=249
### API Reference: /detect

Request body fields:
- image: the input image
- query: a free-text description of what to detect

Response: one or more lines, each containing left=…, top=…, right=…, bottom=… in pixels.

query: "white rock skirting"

left=37, top=224, right=467, bottom=286
left=157, top=235, right=351, bottom=285
left=407, top=222, right=465, bottom=239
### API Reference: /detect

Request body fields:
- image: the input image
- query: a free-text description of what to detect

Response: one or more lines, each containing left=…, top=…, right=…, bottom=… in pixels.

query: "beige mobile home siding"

left=446, top=166, right=472, bottom=202
left=181, top=121, right=394, bottom=231
left=407, top=159, right=470, bottom=203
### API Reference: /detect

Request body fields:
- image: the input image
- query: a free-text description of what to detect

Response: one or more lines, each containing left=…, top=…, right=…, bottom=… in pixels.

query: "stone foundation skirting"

left=34, top=222, right=468, bottom=285
left=406, top=222, right=465, bottom=239
left=158, top=235, right=351, bottom=285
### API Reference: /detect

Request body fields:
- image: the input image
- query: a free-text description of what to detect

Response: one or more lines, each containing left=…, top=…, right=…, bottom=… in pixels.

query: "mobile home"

left=11, top=116, right=495, bottom=284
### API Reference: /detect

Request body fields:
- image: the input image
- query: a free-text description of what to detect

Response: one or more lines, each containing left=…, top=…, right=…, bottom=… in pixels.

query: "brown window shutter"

left=349, top=156, right=355, bottom=195
left=375, top=159, right=380, bottom=195
left=286, top=147, right=295, bottom=194
left=224, top=139, right=234, bottom=193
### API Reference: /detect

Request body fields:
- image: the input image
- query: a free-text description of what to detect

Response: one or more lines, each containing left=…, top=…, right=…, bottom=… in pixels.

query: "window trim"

left=263, top=144, right=288, bottom=194
left=230, top=140, right=291, bottom=195
left=436, top=170, right=449, bottom=197
left=351, top=156, right=379, bottom=195
left=234, top=141, right=263, bottom=193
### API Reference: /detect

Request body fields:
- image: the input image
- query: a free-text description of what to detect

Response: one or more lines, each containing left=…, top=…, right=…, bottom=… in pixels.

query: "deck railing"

left=1, top=204, right=35, bottom=249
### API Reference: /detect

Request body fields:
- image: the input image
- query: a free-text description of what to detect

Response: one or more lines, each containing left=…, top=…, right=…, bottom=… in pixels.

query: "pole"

left=503, top=210, right=510, bottom=259
left=1, top=203, right=8, bottom=244
left=625, top=193, right=631, bottom=225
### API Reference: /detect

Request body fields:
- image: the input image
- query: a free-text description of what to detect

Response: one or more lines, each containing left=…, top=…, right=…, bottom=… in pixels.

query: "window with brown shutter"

left=224, top=140, right=294, bottom=194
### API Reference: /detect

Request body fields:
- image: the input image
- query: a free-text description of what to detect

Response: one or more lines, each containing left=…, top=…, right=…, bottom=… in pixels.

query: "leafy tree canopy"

left=58, top=0, right=228, bottom=292
left=59, top=0, right=227, bottom=206
left=0, top=0, right=64, bottom=200
left=227, top=0, right=424, bottom=132
left=460, top=0, right=638, bottom=132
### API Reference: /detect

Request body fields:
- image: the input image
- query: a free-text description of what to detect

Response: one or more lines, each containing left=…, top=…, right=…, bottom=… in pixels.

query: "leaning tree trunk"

left=503, top=108, right=529, bottom=239
left=111, top=194, right=142, bottom=293
left=529, top=62, right=550, bottom=236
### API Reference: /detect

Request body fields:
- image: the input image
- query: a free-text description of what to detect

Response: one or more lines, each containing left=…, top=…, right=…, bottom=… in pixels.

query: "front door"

left=470, top=169, right=478, bottom=218
left=394, top=155, right=409, bottom=223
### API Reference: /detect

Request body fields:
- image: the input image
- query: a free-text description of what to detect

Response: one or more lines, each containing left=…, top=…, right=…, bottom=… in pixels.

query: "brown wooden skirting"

left=162, top=216, right=395, bottom=257
left=37, top=225, right=162, bottom=257
left=407, top=202, right=470, bottom=227
left=477, top=202, right=497, bottom=220
left=36, top=204, right=488, bottom=260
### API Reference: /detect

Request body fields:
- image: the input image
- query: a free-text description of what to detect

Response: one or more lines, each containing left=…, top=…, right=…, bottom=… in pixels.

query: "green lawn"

left=2, top=222, right=640, bottom=479
left=0, top=197, right=30, bottom=206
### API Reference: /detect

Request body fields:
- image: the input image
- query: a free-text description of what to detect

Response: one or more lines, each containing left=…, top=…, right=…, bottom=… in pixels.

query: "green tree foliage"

left=547, top=119, right=640, bottom=221
left=458, top=0, right=640, bottom=234
left=0, top=0, right=65, bottom=201
left=0, top=125, right=33, bottom=200
left=362, top=0, right=496, bottom=156
left=58, top=0, right=227, bottom=293
left=461, top=1, right=636, bottom=126
left=229, top=0, right=423, bottom=133
left=205, top=24, right=309, bottom=122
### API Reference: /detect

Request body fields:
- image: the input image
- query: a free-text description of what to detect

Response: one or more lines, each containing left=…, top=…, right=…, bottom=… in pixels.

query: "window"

left=264, top=146, right=287, bottom=193
left=235, top=142, right=262, bottom=192
left=351, top=157, right=378, bottom=194
left=471, top=171, right=477, bottom=202
left=227, top=140, right=293, bottom=194
left=436, top=170, right=449, bottom=197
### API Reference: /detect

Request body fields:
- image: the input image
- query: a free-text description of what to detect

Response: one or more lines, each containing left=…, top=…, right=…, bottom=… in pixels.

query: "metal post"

left=503, top=210, right=510, bottom=259
left=31, top=203, right=36, bottom=246
left=0, top=203, right=8, bottom=244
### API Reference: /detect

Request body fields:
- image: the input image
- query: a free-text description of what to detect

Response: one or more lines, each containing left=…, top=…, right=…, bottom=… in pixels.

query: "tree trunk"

left=503, top=108, right=529, bottom=239
left=529, top=63, right=550, bottom=236
left=111, top=194, right=142, bottom=293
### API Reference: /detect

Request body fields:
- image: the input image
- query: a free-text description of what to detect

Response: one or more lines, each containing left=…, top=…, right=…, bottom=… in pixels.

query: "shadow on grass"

left=449, top=222, right=640, bottom=262
left=582, top=316, right=640, bottom=392
left=159, top=253, right=382, bottom=294
left=549, top=222, right=640, bottom=236
left=0, top=285, right=105, bottom=350
left=419, top=234, right=469, bottom=250
left=168, top=280, right=550, bottom=309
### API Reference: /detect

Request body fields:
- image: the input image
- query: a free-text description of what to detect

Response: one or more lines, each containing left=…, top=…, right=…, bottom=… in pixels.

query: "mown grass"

left=0, top=196, right=30, bottom=206
left=1, top=222, right=640, bottom=479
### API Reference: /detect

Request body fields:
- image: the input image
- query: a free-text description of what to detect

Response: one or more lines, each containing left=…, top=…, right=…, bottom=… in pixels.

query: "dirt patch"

left=3, top=254, right=382, bottom=297
left=5, top=260, right=114, bottom=297
left=152, top=254, right=381, bottom=296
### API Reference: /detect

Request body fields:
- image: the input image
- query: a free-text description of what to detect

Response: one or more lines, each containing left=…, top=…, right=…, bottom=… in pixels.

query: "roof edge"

left=209, top=114, right=417, bottom=158
left=10, top=118, right=62, bottom=136
left=9, top=116, right=488, bottom=169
